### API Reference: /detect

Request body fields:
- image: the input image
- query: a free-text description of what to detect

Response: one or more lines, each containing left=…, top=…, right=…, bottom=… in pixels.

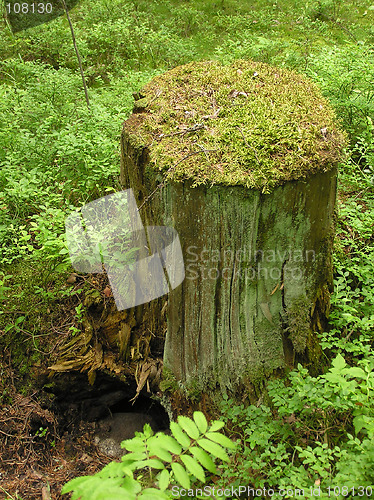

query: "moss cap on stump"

left=124, top=60, right=346, bottom=193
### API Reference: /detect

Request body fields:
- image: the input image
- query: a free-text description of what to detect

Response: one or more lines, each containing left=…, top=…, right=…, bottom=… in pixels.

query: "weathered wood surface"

left=121, top=144, right=336, bottom=390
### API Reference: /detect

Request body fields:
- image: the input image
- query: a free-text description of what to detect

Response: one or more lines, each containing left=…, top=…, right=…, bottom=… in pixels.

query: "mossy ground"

left=128, top=60, right=346, bottom=193
left=0, top=261, right=82, bottom=387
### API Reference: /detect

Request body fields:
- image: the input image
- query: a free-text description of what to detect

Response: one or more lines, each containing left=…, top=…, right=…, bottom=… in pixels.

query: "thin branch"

left=195, top=143, right=211, bottom=163
left=333, top=20, right=357, bottom=42
left=60, top=0, right=90, bottom=109
left=236, top=125, right=260, bottom=164
left=0, top=486, right=17, bottom=500
left=158, top=123, right=205, bottom=139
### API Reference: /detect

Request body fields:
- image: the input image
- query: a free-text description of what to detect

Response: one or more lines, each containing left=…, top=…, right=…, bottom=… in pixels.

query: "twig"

left=60, top=0, right=90, bottom=109
left=333, top=20, right=357, bottom=42
left=353, top=186, right=370, bottom=200
left=0, top=428, right=15, bottom=438
left=158, top=123, right=205, bottom=139
left=137, top=148, right=217, bottom=211
left=148, top=89, right=162, bottom=105
left=0, top=486, right=17, bottom=500
left=236, top=125, right=260, bottom=164
left=195, top=143, right=211, bottom=163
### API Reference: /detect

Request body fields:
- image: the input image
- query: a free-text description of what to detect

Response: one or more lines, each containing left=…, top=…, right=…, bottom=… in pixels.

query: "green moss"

left=161, top=367, right=204, bottom=402
left=124, top=60, right=346, bottom=193
left=159, top=367, right=180, bottom=392
left=287, top=297, right=311, bottom=354
left=185, top=379, right=203, bottom=403
left=83, top=288, right=102, bottom=307
left=133, top=97, right=150, bottom=112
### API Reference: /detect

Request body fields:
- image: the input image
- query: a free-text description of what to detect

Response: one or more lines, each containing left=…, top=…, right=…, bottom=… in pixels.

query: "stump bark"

left=120, top=60, right=345, bottom=393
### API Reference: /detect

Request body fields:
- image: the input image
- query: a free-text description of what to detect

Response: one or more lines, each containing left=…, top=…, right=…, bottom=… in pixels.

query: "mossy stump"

left=120, top=60, right=346, bottom=393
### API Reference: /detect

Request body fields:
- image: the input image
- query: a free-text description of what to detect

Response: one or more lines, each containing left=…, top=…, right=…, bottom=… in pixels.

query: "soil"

left=0, top=361, right=112, bottom=500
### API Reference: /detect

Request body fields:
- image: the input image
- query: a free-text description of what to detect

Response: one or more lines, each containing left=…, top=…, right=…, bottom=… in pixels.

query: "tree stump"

left=120, top=60, right=346, bottom=393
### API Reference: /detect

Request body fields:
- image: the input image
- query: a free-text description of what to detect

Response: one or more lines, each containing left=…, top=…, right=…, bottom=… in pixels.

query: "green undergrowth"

left=217, top=354, right=374, bottom=497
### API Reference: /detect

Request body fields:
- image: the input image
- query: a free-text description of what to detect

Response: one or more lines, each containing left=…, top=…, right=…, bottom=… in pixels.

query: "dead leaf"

left=228, top=90, right=248, bottom=99
left=87, top=369, right=96, bottom=385
left=80, top=453, right=93, bottom=463
left=285, top=414, right=296, bottom=424
left=228, top=89, right=239, bottom=99
left=130, top=359, right=163, bottom=404
left=201, top=107, right=221, bottom=120
left=260, top=302, right=273, bottom=324
left=66, top=273, right=77, bottom=284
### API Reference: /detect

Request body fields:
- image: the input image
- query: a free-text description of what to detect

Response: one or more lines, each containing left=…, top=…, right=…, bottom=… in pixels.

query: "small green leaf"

left=155, top=434, right=182, bottom=455
left=157, top=469, right=170, bottom=491
left=170, top=421, right=191, bottom=448
left=198, top=438, right=229, bottom=461
left=148, top=442, right=173, bottom=462
left=141, top=458, right=165, bottom=469
left=178, top=415, right=200, bottom=440
left=142, top=423, right=154, bottom=438
left=63, top=476, right=137, bottom=500
left=171, top=462, right=190, bottom=489
left=344, top=367, right=366, bottom=379
left=15, top=316, right=25, bottom=325
left=353, top=414, right=372, bottom=435
left=208, top=420, right=225, bottom=432
left=98, top=461, right=127, bottom=478
left=121, top=476, right=142, bottom=496
left=122, top=437, right=146, bottom=453
left=61, top=476, right=91, bottom=494
left=193, top=411, right=208, bottom=433
left=205, top=431, right=236, bottom=449
left=190, top=447, right=217, bottom=474
left=138, top=488, right=170, bottom=499
left=332, top=353, right=346, bottom=370
left=120, top=450, right=147, bottom=462
left=180, top=454, right=206, bottom=482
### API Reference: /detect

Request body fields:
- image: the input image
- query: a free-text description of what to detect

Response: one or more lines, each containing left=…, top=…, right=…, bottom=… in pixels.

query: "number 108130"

left=327, top=486, right=372, bottom=497
left=6, top=3, right=53, bottom=14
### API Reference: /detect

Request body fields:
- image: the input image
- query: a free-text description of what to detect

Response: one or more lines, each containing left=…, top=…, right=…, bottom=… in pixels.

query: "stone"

left=94, top=412, right=158, bottom=458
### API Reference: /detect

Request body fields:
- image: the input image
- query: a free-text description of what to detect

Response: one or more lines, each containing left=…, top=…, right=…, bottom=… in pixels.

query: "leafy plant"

left=218, top=353, right=374, bottom=495
left=61, top=411, right=236, bottom=499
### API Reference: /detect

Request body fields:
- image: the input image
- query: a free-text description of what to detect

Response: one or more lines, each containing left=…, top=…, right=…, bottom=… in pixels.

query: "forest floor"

left=0, top=361, right=112, bottom=500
